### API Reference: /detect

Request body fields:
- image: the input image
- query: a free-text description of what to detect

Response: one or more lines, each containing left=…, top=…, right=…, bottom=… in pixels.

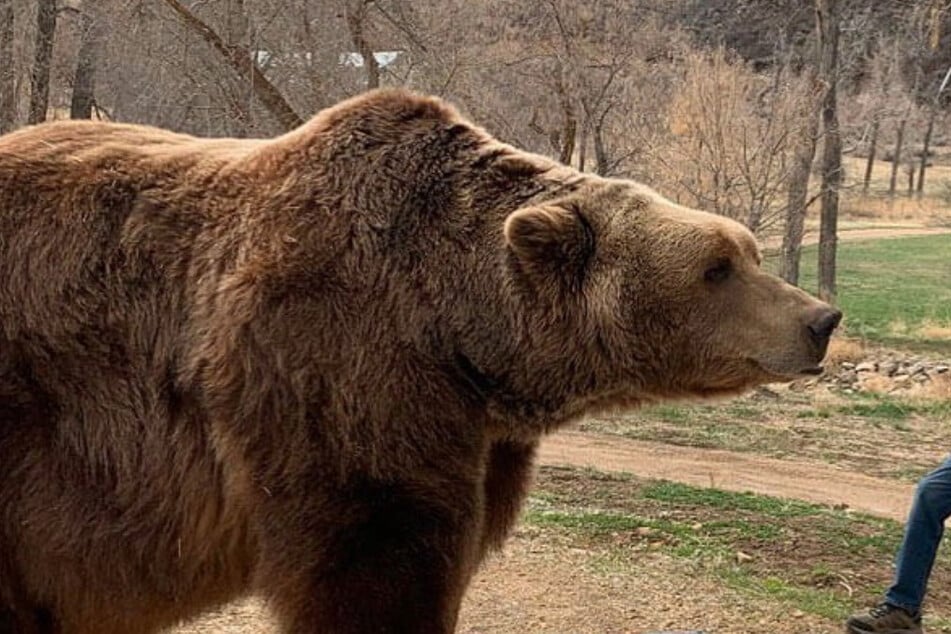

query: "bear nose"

left=807, top=308, right=843, bottom=344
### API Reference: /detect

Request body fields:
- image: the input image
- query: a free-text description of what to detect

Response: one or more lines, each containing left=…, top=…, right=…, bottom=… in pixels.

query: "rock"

left=635, top=526, right=655, bottom=537
left=856, top=362, right=876, bottom=372
left=841, top=362, right=856, bottom=370
left=935, top=365, right=949, bottom=374
left=839, top=370, right=858, bottom=384
left=880, top=361, right=899, bottom=376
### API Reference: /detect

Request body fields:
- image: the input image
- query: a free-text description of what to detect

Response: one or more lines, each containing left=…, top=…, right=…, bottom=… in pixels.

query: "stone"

left=880, top=361, right=900, bottom=376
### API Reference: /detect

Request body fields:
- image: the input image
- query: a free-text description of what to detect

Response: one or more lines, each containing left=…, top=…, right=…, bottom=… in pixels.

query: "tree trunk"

left=224, top=0, right=253, bottom=135
left=0, top=0, right=14, bottom=133
left=888, top=117, right=906, bottom=197
left=555, top=74, right=575, bottom=165
left=916, top=106, right=936, bottom=197
left=593, top=123, right=608, bottom=176
left=906, top=160, right=915, bottom=196
left=163, top=0, right=303, bottom=131
left=70, top=7, right=101, bottom=120
left=577, top=116, right=588, bottom=172
left=862, top=117, right=878, bottom=193
left=816, top=0, right=841, bottom=304
left=28, top=0, right=57, bottom=125
left=780, top=105, right=820, bottom=286
left=346, top=0, right=380, bottom=90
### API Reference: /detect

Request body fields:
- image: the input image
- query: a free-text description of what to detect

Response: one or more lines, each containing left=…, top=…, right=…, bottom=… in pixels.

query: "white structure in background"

left=338, top=51, right=402, bottom=69
left=251, top=50, right=402, bottom=70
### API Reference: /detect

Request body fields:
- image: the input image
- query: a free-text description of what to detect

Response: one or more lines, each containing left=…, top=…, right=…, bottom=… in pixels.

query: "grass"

left=523, top=466, right=951, bottom=629
left=766, top=234, right=951, bottom=353
left=806, top=391, right=951, bottom=421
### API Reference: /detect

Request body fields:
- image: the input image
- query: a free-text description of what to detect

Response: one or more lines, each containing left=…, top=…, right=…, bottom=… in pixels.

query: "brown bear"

left=0, top=89, right=840, bottom=634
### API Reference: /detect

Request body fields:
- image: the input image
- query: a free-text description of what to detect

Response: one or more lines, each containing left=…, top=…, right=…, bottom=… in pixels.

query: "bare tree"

left=888, top=109, right=908, bottom=196
left=916, top=0, right=948, bottom=196
left=657, top=48, right=812, bottom=234
left=346, top=0, right=380, bottom=90
left=862, top=116, right=878, bottom=193
left=70, top=2, right=102, bottom=119
left=28, top=0, right=58, bottom=124
left=816, top=0, right=842, bottom=304
left=162, top=0, right=303, bottom=131
left=780, top=77, right=823, bottom=285
left=917, top=65, right=951, bottom=196
left=0, top=0, right=14, bottom=132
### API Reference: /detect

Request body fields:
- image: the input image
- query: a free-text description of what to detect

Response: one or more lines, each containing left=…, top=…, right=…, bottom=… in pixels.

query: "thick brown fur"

left=0, top=89, right=839, bottom=633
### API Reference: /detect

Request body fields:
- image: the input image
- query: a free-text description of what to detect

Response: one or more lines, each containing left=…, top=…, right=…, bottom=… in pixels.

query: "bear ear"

left=503, top=204, right=595, bottom=288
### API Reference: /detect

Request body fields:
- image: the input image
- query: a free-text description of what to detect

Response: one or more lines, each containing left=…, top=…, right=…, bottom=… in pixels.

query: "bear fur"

left=0, top=89, right=839, bottom=634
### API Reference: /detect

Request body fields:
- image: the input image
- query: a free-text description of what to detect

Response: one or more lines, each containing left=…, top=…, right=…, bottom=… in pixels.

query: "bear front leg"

left=479, top=439, right=538, bottom=556
left=258, top=477, right=481, bottom=634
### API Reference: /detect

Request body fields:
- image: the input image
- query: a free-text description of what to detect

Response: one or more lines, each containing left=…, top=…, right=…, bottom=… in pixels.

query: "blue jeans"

left=886, top=454, right=951, bottom=612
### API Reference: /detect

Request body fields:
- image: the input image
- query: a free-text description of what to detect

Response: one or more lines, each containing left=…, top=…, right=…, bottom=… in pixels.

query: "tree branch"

left=162, top=0, right=303, bottom=131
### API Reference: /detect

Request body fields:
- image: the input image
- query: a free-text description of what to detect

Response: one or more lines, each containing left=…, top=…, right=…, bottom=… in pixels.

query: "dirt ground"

left=171, top=534, right=836, bottom=634
left=762, top=225, right=951, bottom=250
left=540, top=430, right=917, bottom=522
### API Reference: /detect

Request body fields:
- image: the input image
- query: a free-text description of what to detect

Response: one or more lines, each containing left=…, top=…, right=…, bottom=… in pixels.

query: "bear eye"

left=704, top=258, right=732, bottom=283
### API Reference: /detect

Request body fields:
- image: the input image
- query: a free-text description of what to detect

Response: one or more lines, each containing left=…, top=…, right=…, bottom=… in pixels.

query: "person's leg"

left=885, top=454, right=951, bottom=612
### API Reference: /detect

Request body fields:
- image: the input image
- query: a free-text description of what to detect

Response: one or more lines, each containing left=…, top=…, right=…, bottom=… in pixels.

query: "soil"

left=538, top=430, right=917, bottom=522
left=170, top=538, right=837, bottom=634
left=762, top=225, right=951, bottom=249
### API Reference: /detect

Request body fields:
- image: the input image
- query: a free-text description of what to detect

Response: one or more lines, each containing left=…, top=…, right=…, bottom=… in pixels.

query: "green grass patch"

left=524, top=466, right=951, bottom=626
left=766, top=234, right=951, bottom=353
left=719, top=568, right=852, bottom=620
left=804, top=391, right=951, bottom=422
left=640, top=480, right=821, bottom=518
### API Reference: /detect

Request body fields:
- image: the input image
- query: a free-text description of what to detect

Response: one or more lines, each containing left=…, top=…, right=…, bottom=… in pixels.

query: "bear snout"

left=806, top=307, right=843, bottom=348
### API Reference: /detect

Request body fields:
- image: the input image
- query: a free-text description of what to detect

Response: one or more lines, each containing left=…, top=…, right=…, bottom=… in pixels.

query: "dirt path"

left=539, top=430, right=916, bottom=522
left=762, top=225, right=951, bottom=249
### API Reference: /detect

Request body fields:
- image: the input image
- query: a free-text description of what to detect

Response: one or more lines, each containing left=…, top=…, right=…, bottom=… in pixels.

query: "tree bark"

left=28, top=0, right=57, bottom=125
left=577, top=116, right=587, bottom=172
left=593, top=124, right=608, bottom=176
left=780, top=101, right=820, bottom=286
left=555, top=72, right=576, bottom=165
left=346, top=0, right=380, bottom=90
left=816, top=0, right=841, bottom=304
left=163, top=0, right=303, bottom=131
left=862, top=117, right=878, bottom=193
left=70, top=6, right=101, bottom=120
left=0, top=0, right=14, bottom=133
left=916, top=106, right=936, bottom=196
left=224, top=0, right=253, bottom=135
left=906, top=159, right=915, bottom=195
left=888, top=116, right=906, bottom=197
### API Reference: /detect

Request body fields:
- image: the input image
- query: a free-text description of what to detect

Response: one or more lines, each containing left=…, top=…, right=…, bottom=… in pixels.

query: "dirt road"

left=539, top=430, right=915, bottom=521
left=761, top=225, right=951, bottom=250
